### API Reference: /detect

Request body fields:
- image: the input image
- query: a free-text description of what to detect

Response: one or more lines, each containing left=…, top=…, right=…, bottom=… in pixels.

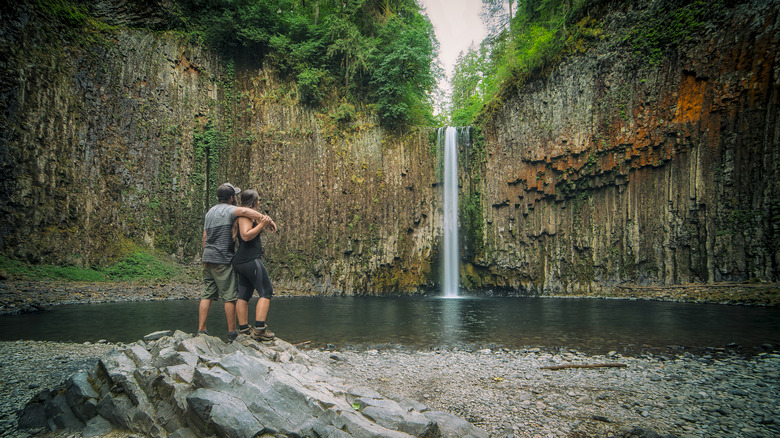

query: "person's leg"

left=255, top=298, right=271, bottom=325
left=234, top=261, right=257, bottom=332
left=255, top=259, right=274, bottom=327
left=213, top=263, right=239, bottom=339
left=199, top=264, right=219, bottom=333
left=251, top=260, right=275, bottom=341
left=236, top=299, right=249, bottom=326
left=198, top=299, right=212, bottom=332
left=224, top=300, right=237, bottom=333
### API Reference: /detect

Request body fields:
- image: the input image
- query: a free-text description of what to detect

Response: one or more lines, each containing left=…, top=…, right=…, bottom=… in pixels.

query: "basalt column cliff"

left=463, top=0, right=779, bottom=297
left=0, top=1, right=440, bottom=294
left=1, top=0, right=778, bottom=298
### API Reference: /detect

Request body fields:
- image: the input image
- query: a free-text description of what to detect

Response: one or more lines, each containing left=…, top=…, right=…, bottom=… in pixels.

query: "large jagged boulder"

left=18, top=331, right=487, bottom=437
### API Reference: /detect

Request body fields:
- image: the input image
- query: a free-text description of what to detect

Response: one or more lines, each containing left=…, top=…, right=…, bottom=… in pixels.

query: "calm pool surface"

left=1, top=296, right=778, bottom=355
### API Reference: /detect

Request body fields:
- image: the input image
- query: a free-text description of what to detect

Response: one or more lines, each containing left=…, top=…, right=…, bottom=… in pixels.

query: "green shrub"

left=297, top=67, right=327, bottom=106
left=101, top=251, right=179, bottom=281
left=332, top=102, right=356, bottom=125
left=0, top=256, right=105, bottom=281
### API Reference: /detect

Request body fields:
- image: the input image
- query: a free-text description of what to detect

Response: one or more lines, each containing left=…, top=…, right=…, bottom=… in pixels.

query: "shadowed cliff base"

left=466, top=282, right=780, bottom=306
left=1, top=279, right=778, bottom=317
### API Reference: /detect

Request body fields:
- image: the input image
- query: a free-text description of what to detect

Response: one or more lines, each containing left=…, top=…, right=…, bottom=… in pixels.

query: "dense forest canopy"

left=174, top=0, right=442, bottom=129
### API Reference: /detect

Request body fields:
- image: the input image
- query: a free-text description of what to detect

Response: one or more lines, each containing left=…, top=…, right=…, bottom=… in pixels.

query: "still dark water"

left=1, top=296, right=778, bottom=355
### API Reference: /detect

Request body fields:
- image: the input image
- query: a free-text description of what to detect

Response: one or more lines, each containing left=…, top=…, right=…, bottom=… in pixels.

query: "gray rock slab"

left=18, top=333, right=488, bottom=437
left=144, top=330, right=173, bottom=341
left=82, top=415, right=113, bottom=437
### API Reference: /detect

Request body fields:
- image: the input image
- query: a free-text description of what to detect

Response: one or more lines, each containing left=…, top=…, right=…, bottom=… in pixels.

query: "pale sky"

left=419, top=0, right=487, bottom=83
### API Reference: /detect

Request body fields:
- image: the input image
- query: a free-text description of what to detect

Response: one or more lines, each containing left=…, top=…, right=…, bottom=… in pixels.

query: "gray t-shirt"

left=202, top=203, right=238, bottom=264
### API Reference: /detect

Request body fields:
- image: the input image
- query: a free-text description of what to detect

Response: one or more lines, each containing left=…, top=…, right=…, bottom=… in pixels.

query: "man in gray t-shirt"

left=198, top=183, right=269, bottom=340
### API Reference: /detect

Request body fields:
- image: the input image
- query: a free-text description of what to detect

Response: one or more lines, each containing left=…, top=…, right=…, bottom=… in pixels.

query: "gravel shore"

left=1, top=338, right=778, bottom=438
left=0, top=280, right=200, bottom=315
left=306, top=346, right=780, bottom=437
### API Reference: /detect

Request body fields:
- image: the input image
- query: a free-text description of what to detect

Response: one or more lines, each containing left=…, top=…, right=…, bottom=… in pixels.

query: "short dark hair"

left=217, top=183, right=238, bottom=202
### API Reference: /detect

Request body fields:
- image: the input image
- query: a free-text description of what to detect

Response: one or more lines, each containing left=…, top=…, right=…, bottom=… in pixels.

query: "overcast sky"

left=419, top=0, right=487, bottom=81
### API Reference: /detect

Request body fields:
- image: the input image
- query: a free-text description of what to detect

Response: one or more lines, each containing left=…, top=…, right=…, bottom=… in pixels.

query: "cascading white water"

left=442, top=126, right=459, bottom=298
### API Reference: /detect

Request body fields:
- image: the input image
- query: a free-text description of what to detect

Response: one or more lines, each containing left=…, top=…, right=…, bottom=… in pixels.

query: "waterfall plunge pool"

left=1, top=296, right=778, bottom=356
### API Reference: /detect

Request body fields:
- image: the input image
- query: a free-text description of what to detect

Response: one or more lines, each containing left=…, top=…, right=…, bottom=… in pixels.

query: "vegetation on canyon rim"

left=173, top=0, right=441, bottom=130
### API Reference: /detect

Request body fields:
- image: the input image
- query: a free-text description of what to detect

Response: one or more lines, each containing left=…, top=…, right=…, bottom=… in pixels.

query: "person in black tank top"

left=232, top=189, right=278, bottom=342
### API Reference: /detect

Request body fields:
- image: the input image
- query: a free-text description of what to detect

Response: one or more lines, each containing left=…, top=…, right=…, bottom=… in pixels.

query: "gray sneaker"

left=251, top=326, right=275, bottom=342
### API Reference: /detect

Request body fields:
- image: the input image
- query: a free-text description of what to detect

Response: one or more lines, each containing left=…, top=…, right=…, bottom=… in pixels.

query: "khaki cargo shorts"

left=202, top=263, right=238, bottom=302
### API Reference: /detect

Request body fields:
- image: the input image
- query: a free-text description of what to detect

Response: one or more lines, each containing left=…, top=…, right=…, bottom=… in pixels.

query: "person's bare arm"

left=202, top=229, right=207, bottom=248
left=234, top=207, right=267, bottom=222
left=265, top=217, right=278, bottom=233
left=238, top=216, right=266, bottom=241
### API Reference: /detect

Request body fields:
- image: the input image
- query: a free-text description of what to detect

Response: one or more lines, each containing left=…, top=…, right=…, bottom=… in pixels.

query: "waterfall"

left=442, top=126, right=459, bottom=298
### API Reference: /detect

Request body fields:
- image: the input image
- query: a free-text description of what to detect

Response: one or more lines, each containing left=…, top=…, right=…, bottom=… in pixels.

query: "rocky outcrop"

left=465, top=0, right=780, bottom=294
left=18, top=331, right=487, bottom=437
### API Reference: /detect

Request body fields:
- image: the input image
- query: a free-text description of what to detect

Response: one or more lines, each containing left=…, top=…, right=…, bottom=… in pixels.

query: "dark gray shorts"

left=233, top=259, right=274, bottom=301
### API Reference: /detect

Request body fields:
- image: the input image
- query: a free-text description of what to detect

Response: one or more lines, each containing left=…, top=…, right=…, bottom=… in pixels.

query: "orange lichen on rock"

left=674, top=73, right=707, bottom=124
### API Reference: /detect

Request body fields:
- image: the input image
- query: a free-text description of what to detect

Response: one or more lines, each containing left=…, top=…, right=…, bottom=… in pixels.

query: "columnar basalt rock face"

left=0, top=1, right=440, bottom=294
left=1, top=2, right=220, bottom=265
left=222, top=74, right=440, bottom=293
left=468, top=0, right=780, bottom=294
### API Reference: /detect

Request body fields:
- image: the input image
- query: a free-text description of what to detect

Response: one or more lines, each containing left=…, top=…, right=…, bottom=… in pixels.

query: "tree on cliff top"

left=175, top=0, right=441, bottom=129
left=450, top=0, right=595, bottom=125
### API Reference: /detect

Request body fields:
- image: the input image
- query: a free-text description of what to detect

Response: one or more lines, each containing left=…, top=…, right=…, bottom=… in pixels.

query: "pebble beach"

left=0, top=340, right=778, bottom=437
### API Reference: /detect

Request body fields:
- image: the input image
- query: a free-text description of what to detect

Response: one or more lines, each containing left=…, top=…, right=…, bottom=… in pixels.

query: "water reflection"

left=0, top=296, right=778, bottom=355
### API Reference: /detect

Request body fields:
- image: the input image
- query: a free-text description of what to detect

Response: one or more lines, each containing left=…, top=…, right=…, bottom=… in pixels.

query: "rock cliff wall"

left=2, top=0, right=777, bottom=297
left=0, top=1, right=441, bottom=293
left=1, top=2, right=218, bottom=265
left=466, top=0, right=780, bottom=294
left=221, top=69, right=440, bottom=293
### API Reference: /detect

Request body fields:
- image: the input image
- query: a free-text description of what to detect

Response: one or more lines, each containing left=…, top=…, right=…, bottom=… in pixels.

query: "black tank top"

left=233, top=222, right=264, bottom=264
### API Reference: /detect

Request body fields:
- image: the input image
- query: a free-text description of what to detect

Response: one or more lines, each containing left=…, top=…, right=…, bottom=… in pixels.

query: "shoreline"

left=1, top=279, right=778, bottom=316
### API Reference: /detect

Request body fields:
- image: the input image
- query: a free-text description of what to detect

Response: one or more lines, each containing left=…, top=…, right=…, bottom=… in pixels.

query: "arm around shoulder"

left=234, top=207, right=264, bottom=221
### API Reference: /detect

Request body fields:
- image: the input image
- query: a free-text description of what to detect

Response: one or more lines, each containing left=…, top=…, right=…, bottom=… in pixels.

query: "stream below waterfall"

left=1, top=296, right=778, bottom=356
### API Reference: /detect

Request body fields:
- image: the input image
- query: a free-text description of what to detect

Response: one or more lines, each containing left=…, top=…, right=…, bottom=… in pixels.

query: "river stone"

left=144, top=330, right=173, bottom=341
left=82, top=415, right=113, bottom=437
left=17, top=330, right=487, bottom=437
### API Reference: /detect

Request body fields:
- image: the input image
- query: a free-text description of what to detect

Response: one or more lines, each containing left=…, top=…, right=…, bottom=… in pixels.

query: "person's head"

left=217, top=183, right=241, bottom=204
left=238, top=189, right=260, bottom=209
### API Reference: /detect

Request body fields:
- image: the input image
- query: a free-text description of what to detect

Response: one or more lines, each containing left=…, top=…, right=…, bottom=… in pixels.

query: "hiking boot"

left=238, top=325, right=252, bottom=336
left=227, top=331, right=238, bottom=342
left=251, top=326, right=275, bottom=342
